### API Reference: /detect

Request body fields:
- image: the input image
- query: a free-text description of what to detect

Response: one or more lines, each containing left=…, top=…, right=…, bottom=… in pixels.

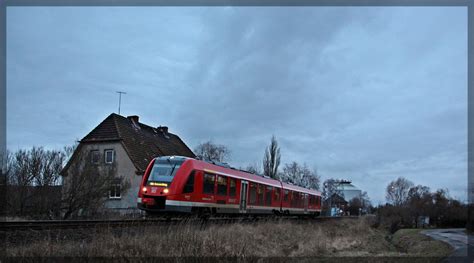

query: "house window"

left=105, top=149, right=114, bottom=164
left=91, top=150, right=100, bottom=164
left=109, top=182, right=121, bottom=199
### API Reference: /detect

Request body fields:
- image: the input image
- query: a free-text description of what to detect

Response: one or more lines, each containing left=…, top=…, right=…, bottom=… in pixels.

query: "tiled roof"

left=81, top=113, right=195, bottom=172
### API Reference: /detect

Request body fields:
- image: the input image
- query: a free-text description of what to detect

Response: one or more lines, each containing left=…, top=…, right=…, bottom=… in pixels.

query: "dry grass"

left=391, top=229, right=453, bottom=257
left=4, top=217, right=447, bottom=259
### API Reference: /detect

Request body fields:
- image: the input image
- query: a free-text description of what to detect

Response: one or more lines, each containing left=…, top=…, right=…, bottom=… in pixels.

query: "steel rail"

left=0, top=216, right=359, bottom=231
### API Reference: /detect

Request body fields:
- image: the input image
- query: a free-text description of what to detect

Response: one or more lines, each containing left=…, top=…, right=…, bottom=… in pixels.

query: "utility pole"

left=116, top=91, right=126, bottom=115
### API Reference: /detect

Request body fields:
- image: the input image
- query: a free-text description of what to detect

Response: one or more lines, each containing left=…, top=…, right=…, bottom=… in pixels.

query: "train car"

left=137, top=156, right=322, bottom=216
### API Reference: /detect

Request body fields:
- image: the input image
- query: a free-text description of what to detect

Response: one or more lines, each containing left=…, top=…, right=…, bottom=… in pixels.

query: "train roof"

left=178, top=157, right=321, bottom=196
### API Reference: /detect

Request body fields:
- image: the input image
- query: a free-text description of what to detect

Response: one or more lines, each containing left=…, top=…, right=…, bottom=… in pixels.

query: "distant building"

left=61, top=113, right=195, bottom=214
left=327, top=193, right=348, bottom=216
left=323, top=180, right=363, bottom=216
left=335, top=180, right=362, bottom=202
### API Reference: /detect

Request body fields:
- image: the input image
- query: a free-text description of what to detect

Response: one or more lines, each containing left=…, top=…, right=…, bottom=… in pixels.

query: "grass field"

left=391, top=228, right=453, bottom=257
left=5, top=217, right=453, bottom=259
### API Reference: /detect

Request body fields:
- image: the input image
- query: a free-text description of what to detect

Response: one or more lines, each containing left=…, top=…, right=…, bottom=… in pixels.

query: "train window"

left=257, top=184, right=264, bottom=206
left=217, top=175, right=228, bottom=196
left=183, top=171, right=195, bottom=193
left=147, top=158, right=184, bottom=184
left=229, top=178, right=236, bottom=197
left=274, top=188, right=280, bottom=202
left=249, top=183, right=257, bottom=204
left=292, top=192, right=299, bottom=207
left=203, top=173, right=215, bottom=194
left=265, top=186, right=272, bottom=206
left=284, top=190, right=289, bottom=202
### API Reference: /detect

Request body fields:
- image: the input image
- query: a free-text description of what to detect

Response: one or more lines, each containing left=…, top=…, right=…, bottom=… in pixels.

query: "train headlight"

left=142, top=187, right=147, bottom=193
left=163, top=188, right=169, bottom=194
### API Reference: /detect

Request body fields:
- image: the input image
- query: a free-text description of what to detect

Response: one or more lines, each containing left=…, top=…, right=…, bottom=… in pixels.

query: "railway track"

left=0, top=216, right=358, bottom=231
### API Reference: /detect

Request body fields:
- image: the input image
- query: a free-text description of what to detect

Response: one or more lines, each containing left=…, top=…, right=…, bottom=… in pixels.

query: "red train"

left=137, top=156, right=322, bottom=216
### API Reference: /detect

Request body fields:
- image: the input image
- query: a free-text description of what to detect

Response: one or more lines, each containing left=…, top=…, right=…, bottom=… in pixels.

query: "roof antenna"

left=116, top=91, right=126, bottom=115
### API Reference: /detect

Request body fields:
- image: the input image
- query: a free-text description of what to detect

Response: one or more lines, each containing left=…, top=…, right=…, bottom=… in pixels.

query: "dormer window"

left=105, top=149, right=114, bottom=164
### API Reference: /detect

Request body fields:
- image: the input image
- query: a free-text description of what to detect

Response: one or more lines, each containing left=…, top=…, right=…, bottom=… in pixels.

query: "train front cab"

left=137, top=157, right=248, bottom=215
left=137, top=156, right=194, bottom=213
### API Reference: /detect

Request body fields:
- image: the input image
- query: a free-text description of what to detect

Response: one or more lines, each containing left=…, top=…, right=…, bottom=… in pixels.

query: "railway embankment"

left=390, top=229, right=453, bottom=258
left=2, top=217, right=456, bottom=261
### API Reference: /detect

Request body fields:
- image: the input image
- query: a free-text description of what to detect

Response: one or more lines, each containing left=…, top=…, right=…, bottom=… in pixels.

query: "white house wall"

left=69, top=142, right=142, bottom=213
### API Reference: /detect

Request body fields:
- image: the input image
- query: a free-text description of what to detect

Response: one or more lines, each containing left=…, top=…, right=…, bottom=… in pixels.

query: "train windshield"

left=146, top=158, right=184, bottom=185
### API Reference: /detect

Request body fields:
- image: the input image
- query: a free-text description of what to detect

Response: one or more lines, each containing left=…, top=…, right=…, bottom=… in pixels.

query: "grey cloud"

left=6, top=7, right=467, bottom=203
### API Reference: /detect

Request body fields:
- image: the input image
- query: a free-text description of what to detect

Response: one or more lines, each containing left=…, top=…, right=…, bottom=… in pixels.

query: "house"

left=61, top=113, right=195, bottom=214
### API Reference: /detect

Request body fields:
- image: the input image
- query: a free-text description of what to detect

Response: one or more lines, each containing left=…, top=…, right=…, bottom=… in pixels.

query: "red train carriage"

left=137, top=156, right=322, bottom=216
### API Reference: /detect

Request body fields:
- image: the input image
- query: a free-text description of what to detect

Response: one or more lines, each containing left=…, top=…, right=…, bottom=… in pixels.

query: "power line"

left=116, top=91, right=126, bottom=115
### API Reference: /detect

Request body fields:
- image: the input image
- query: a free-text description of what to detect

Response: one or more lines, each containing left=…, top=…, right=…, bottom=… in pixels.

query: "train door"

left=304, top=194, right=309, bottom=213
left=239, top=181, right=248, bottom=213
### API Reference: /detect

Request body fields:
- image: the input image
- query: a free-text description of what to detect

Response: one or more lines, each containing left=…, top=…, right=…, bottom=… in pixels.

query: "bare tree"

left=63, top=142, right=79, bottom=164
left=8, top=149, right=36, bottom=215
left=282, top=162, right=299, bottom=182
left=322, top=179, right=342, bottom=201
left=407, top=185, right=431, bottom=227
left=3, top=150, right=13, bottom=184
left=35, top=149, right=65, bottom=187
left=386, top=177, right=414, bottom=206
left=0, top=151, right=12, bottom=217
left=6, top=147, right=66, bottom=217
left=360, top=191, right=372, bottom=213
left=263, top=135, right=280, bottom=179
left=322, top=179, right=343, bottom=216
left=194, top=141, right=230, bottom=163
left=348, top=197, right=363, bottom=216
left=244, top=163, right=262, bottom=175
left=281, top=161, right=320, bottom=190
left=61, top=149, right=130, bottom=219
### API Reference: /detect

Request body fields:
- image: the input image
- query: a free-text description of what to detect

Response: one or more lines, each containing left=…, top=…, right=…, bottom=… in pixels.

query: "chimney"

left=127, top=115, right=139, bottom=123
left=157, top=126, right=168, bottom=133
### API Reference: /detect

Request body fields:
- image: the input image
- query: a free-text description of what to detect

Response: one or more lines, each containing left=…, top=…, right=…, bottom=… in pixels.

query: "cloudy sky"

left=7, top=6, right=467, bottom=204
